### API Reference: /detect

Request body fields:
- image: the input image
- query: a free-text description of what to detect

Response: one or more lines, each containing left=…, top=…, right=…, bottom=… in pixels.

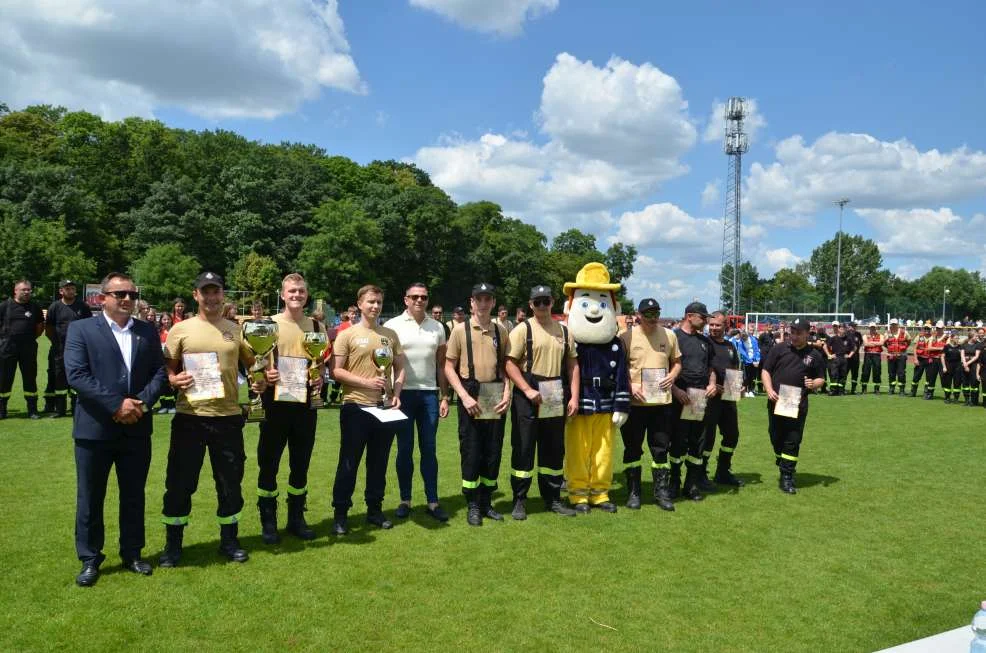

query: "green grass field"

left=1, top=359, right=984, bottom=652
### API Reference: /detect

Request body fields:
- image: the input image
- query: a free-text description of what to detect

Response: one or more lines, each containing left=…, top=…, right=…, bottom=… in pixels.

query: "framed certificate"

left=182, top=352, right=224, bottom=403
left=477, top=381, right=505, bottom=420
left=680, top=387, right=707, bottom=421
left=641, top=368, right=670, bottom=405
left=538, top=379, right=564, bottom=419
left=722, top=369, right=743, bottom=402
left=274, top=355, right=308, bottom=403
left=774, top=384, right=802, bottom=418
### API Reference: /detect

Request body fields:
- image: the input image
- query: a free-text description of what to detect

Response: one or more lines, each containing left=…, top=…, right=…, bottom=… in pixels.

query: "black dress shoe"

left=75, top=562, right=99, bottom=587
left=574, top=503, right=591, bottom=514
left=332, top=518, right=348, bottom=535
left=366, top=512, right=393, bottom=529
left=466, top=503, right=482, bottom=527
left=549, top=501, right=577, bottom=517
left=395, top=503, right=412, bottom=519
left=426, top=505, right=449, bottom=522
left=122, top=558, right=153, bottom=576
left=510, top=500, right=527, bottom=521
left=592, top=501, right=618, bottom=513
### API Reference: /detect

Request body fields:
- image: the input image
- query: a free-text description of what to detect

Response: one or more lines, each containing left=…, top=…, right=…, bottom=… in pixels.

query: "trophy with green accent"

left=303, top=331, right=328, bottom=409
left=372, top=346, right=394, bottom=408
left=242, top=318, right=278, bottom=421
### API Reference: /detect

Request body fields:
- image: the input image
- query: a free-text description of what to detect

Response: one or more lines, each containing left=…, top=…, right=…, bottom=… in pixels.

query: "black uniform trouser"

left=75, top=436, right=151, bottom=563
left=767, top=403, right=808, bottom=474
left=458, top=403, right=506, bottom=502
left=0, top=337, right=38, bottom=401
left=162, top=414, right=246, bottom=524
left=941, top=364, right=962, bottom=395
left=861, top=353, right=882, bottom=386
left=827, top=356, right=847, bottom=390
left=743, top=364, right=758, bottom=392
left=45, top=343, right=70, bottom=401
left=257, top=398, right=317, bottom=496
left=962, top=364, right=981, bottom=395
left=887, top=356, right=907, bottom=390
left=620, top=404, right=673, bottom=469
left=510, top=389, right=565, bottom=504
left=332, top=403, right=399, bottom=513
left=921, top=359, right=941, bottom=390
left=846, top=354, right=860, bottom=390
left=670, top=391, right=705, bottom=470
left=703, top=396, right=739, bottom=457
left=911, top=357, right=932, bottom=387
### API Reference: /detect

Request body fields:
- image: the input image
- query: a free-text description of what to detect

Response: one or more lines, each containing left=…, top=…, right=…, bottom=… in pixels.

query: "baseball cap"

left=529, top=285, right=553, bottom=300
left=58, top=279, right=77, bottom=288
left=453, top=305, right=465, bottom=313
left=471, top=282, right=495, bottom=297
left=683, top=301, right=710, bottom=317
left=194, top=271, right=224, bottom=289
left=790, top=318, right=810, bottom=332
left=637, top=298, right=660, bottom=312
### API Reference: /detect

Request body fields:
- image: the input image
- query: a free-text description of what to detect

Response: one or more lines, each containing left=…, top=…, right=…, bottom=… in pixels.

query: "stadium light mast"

left=721, top=97, right=748, bottom=314
left=834, top=198, right=850, bottom=314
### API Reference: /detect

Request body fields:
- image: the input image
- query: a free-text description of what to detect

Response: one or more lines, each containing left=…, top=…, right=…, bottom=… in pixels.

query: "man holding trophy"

left=254, top=273, right=324, bottom=544
left=330, top=284, right=406, bottom=535
left=159, top=272, right=265, bottom=566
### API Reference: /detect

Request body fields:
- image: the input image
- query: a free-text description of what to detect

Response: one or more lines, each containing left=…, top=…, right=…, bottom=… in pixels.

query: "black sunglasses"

left=531, top=298, right=551, bottom=307
left=406, top=294, right=429, bottom=302
left=641, top=310, right=660, bottom=319
left=107, top=290, right=139, bottom=300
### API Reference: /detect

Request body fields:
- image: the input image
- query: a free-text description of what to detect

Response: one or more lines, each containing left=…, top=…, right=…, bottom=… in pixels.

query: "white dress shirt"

left=103, top=311, right=135, bottom=375
left=383, top=311, right=446, bottom=391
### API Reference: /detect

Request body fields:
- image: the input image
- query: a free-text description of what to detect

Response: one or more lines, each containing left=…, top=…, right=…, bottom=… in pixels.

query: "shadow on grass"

left=796, top=473, right=840, bottom=488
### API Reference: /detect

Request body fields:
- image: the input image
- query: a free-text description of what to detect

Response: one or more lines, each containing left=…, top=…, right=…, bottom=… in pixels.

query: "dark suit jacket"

left=64, top=315, right=168, bottom=440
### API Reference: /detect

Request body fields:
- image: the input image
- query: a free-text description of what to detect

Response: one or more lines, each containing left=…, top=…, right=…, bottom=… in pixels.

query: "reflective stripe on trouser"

left=564, top=413, right=615, bottom=505
left=458, top=402, right=505, bottom=500
left=671, top=397, right=706, bottom=469
left=257, top=398, right=317, bottom=498
left=767, top=401, right=807, bottom=474
left=620, top=404, right=673, bottom=468
left=0, top=339, right=39, bottom=396
left=509, top=388, right=565, bottom=503
left=703, top=396, right=739, bottom=460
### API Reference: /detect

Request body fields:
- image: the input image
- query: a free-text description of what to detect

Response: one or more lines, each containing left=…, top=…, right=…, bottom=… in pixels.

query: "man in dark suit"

left=64, top=272, right=168, bottom=587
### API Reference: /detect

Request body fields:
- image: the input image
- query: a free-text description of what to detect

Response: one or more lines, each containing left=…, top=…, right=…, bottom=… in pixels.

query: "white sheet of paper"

left=182, top=352, right=225, bottom=403
left=360, top=406, right=408, bottom=423
left=680, top=387, right=707, bottom=421
left=477, top=382, right=505, bottom=420
left=774, top=384, right=802, bottom=418
left=274, top=355, right=308, bottom=403
left=641, top=368, right=670, bottom=405
left=722, top=369, right=743, bottom=402
left=538, top=379, right=564, bottom=419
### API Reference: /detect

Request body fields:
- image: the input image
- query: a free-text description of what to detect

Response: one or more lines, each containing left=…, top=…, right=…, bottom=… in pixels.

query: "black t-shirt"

left=758, top=331, right=775, bottom=355
left=46, top=300, right=93, bottom=341
left=943, top=344, right=961, bottom=364
left=673, top=328, right=714, bottom=388
left=0, top=299, right=44, bottom=339
left=762, top=342, right=826, bottom=410
left=848, top=331, right=863, bottom=351
left=827, top=334, right=849, bottom=356
left=709, top=337, right=740, bottom=384
left=961, top=341, right=980, bottom=360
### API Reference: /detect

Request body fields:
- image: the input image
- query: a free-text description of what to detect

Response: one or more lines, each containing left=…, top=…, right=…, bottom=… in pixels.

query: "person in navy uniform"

left=0, top=279, right=45, bottom=419
left=44, top=279, right=92, bottom=417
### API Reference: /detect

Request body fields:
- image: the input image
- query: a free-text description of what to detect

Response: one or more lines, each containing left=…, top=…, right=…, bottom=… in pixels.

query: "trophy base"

left=309, top=396, right=324, bottom=410
left=243, top=404, right=266, bottom=423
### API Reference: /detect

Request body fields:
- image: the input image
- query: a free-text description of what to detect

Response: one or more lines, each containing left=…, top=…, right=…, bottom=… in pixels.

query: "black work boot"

left=652, top=468, right=675, bottom=512
left=779, top=471, right=797, bottom=495
left=286, top=493, right=316, bottom=540
left=964, top=391, right=971, bottom=406
left=849, top=382, right=857, bottom=394
left=257, top=496, right=280, bottom=544
left=972, top=391, right=980, bottom=407
left=479, top=487, right=503, bottom=521
left=909, top=384, right=918, bottom=397
left=548, top=500, right=577, bottom=516
left=624, top=467, right=641, bottom=510
left=682, top=467, right=704, bottom=501
left=158, top=525, right=184, bottom=567
left=696, top=458, right=717, bottom=493
left=332, top=510, right=349, bottom=535
left=714, top=452, right=744, bottom=487
left=26, top=398, right=41, bottom=420
left=41, top=397, right=54, bottom=415
left=466, top=501, right=482, bottom=526
left=861, top=384, right=868, bottom=394
left=510, top=498, right=527, bottom=521
left=53, top=395, right=68, bottom=417
left=218, top=523, right=249, bottom=562
left=669, top=463, right=682, bottom=499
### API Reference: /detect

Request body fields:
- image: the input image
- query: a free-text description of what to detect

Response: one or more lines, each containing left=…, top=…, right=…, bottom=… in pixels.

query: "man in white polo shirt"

left=383, top=282, right=450, bottom=522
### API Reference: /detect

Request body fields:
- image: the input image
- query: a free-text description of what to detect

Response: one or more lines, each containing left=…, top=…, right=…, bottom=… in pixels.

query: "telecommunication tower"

left=720, top=97, right=749, bottom=313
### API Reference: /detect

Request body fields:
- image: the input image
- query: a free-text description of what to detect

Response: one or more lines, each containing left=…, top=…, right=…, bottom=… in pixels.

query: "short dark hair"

left=405, top=282, right=427, bottom=295
left=498, top=305, right=507, bottom=312
left=357, top=285, right=383, bottom=302
left=101, top=272, right=133, bottom=292
left=13, top=279, right=31, bottom=290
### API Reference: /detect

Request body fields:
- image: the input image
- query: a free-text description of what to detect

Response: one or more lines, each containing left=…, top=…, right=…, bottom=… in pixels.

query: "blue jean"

left=396, top=390, right=439, bottom=504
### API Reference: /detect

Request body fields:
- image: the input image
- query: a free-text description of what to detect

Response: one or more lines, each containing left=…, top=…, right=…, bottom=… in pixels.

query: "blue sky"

left=3, top=0, right=985, bottom=315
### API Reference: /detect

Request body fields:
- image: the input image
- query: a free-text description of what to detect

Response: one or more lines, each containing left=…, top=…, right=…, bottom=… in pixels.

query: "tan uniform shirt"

left=446, top=318, right=508, bottom=382
left=506, top=318, right=576, bottom=377
left=334, top=323, right=404, bottom=405
left=165, top=316, right=251, bottom=417
left=272, top=313, right=316, bottom=359
left=620, top=325, right=681, bottom=407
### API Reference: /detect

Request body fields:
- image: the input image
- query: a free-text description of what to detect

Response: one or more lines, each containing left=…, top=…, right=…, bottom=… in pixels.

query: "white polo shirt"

left=383, top=311, right=446, bottom=391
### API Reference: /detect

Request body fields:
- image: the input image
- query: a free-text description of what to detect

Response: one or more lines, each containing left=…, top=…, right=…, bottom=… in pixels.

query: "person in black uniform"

left=757, top=324, right=777, bottom=394
left=0, top=279, right=45, bottom=419
left=670, top=301, right=717, bottom=501
left=822, top=323, right=848, bottom=395
left=761, top=318, right=826, bottom=494
left=959, top=333, right=981, bottom=407
left=978, top=328, right=986, bottom=408
left=844, top=322, right=863, bottom=394
left=44, top=280, right=92, bottom=417
left=704, top=312, right=744, bottom=487
left=940, top=332, right=962, bottom=404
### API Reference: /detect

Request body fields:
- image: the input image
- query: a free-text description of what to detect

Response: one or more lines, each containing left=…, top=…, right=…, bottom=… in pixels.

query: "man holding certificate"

left=330, top=284, right=406, bottom=535
left=505, top=285, right=579, bottom=520
left=704, top=312, right=744, bottom=488
left=444, top=283, right=510, bottom=526
left=255, top=273, right=323, bottom=544
left=159, top=272, right=265, bottom=566
left=760, top=317, right=826, bottom=494
left=619, top=298, right=681, bottom=511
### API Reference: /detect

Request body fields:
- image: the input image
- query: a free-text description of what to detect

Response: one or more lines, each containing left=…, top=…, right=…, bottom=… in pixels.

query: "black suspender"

left=464, top=319, right=502, bottom=381
left=524, top=320, right=568, bottom=376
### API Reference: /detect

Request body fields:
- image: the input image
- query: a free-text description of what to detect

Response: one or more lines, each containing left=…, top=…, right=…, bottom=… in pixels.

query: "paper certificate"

left=274, top=356, right=308, bottom=403
left=680, top=387, right=707, bottom=421
left=360, top=406, right=408, bottom=423
left=774, top=384, right=802, bottom=418
left=722, top=369, right=744, bottom=402
left=477, top=382, right=505, bottom=420
left=641, top=368, right=670, bottom=405
left=182, top=352, right=224, bottom=403
left=538, top=379, right=564, bottom=419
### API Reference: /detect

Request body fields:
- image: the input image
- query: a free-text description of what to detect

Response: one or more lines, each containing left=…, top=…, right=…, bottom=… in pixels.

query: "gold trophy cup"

left=372, top=346, right=394, bottom=408
left=303, top=331, right=328, bottom=409
left=242, top=318, right=278, bottom=421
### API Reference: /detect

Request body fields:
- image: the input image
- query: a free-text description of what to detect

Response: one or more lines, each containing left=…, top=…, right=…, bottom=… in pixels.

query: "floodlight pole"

left=942, top=287, right=949, bottom=323
left=834, top=198, right=850, bottom=314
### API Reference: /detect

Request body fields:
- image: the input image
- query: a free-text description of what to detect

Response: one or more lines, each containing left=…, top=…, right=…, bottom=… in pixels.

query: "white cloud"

left=760, top=247, right=802, bottom=275
left=856, top=207, right=976, bottom=259
left=701, top=180, right=720, bottom=208
left=0, top=0, right=365, bottom=120
left=702, top=97, right=767, bottom=145
left=409, top=0, right=558, bottom=36
left=744, top=132, right=986, bottom=225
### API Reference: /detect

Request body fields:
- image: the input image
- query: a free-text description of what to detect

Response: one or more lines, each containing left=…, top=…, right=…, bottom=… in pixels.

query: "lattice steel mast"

left=721, top=97, right=748, bottom=313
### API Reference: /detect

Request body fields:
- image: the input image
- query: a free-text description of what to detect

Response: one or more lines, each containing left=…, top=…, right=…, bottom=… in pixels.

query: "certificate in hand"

left=182, top=352, right=225, bottom=403
left=641, top=368, right=670, bottom=405
left=774, top=384, right=802, bottom=418
left=274, top=355, right=308, bottom=403
left=477, top=382, right=505, bottom=420
left=722, top=369, right=744, bottom=402
left=680, top=387, right=707, bottom=421
left=537, top=379, right=564, bottom=419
